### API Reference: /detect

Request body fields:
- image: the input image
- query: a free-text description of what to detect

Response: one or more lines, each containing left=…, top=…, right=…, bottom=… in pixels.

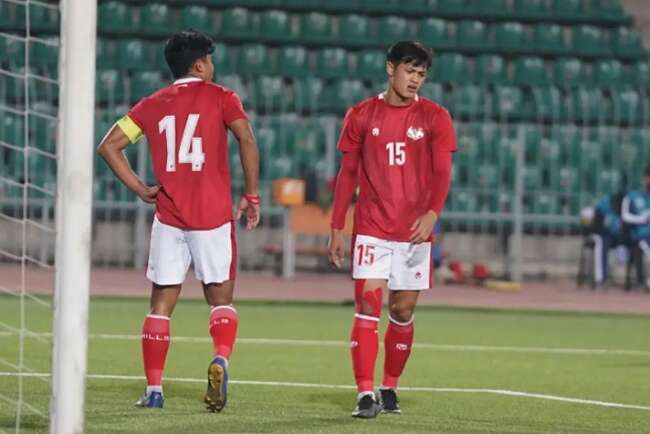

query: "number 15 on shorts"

left=356, top=244, right=375, bottom=266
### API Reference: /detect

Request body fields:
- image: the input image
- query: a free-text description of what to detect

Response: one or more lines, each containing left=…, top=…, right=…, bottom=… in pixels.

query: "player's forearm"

left=238, top=137, right=260, bottom=196
left=98, top=146, right=148, bottom=195
left=331, top=150, right=360, bottom=230
left=429, top=150, right=453, bottom=216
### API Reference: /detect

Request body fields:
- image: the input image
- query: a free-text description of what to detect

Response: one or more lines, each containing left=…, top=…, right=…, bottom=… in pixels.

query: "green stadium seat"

left=448, top=84, right=484, bottom=118
left=552, top=0, right=583, bottom=19
left=261, top=10, right=293, bottom=43
left=513, top=0, right=550, bottom=19
left=251, top=76, right=285, bottom=112
left=5, top=38, right=25, bottom=70
left=572, top=26, right=608, bottom=56
left=513, top=57, right=547, bottom=85
left=180, top=6, right=213, bottom=35
left=29, top=3, right=58, bottom=32
left=522, top=123, right=542, bottom=163
left=0, top=111, right=25, bottom=148
left=418, top=18, right=454, bottom=49
left=475, top=54, right=507, bottom=84
left=449, top=190, right=479, bottom=214
left=357, top=0, right=398, bottom=14
left=356, top=50, right=386, bottom=81
left=592, top=59, right=623, bottom=88
left=96, top=69, right=126, bottom=105
left=299, top=13, right=333, bottom=44
left=293, top=78, right=324, bottom=113
left=219, top=74, right=248, bottom=105
left=552, top=58, right=585, bottom=88
left=31, top=38, right=59, bottom=70
left=532, top=192, right=560, bottom=215
left=317, top=0, right=360, bottom=12
left=419, top=82, right=445, bottom=104
left=590, top=0, right=625, bottom=20
left=437, top=0, right=468, bottom=15
left=238, top=44, right=272, bottom=77
left=433, top=53, right=471, bottom=83
left=139, top=4, right=175, bottom=37
left=116, top=39, right=149, bottom=71
left=96, top=39, right=116, bottom=70
left=611, top=89, right=641, bottom=125
left=294, top=118, right=326, bottom=160
left=493, top=85, right=525, bottom=120
left=316, top=48, right=349, bottom=79
left=0, top=2, right=12, bottom=29
left=265, top=156, right=295, bottom=181
left=539, top=138, right=560, bottom=167
left=570, top=87, right=606, bottom=123
left=339, top=14, right=372, bottom=47
left=597, top=170, right=623, bottom=195
left=478, top=0, right=511, bottom=18
left=129, top=71, right=164, bottom=102
left=278, top=46, right=309, bottom=78
left=212, top=43, right=235, bottom=76
left=321, top=79, right=368, bottom=113
left=475, top=164, right=499, bottom=189
left=630, top=61, right=650, bottom=88
left=378, top=16, right=411, bottom=46
left=400, top=0, right=434, bottom=14
left=493, top=22, right=527, bottom=53
left=98, top=1, right=133, bottom=34
left=531, top=85, right=564, bottom=121
left=534, top=24, right=566, bottom=54
left=457, top=20, right=488, bottom=51
left=612, top=27, right=645, bottom=59
left=220, top=8, right=259, bottom=40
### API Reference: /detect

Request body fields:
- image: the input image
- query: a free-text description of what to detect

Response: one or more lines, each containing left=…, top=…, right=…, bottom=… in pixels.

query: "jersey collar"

left=173, top=77, right=203, bottom=85
left=378, top=92, right=419, bottom=104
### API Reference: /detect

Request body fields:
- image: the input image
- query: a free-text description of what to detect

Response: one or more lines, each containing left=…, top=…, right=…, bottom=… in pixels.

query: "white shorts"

left=352, top=234, right=432, bottom=290
left=146, top=216, right=236, bottom=285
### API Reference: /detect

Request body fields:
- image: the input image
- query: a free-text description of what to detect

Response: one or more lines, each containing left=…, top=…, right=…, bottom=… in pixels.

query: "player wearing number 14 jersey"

left=98, top=30, right=260, bottom=412
left=328, top=41, right=457, bottom=418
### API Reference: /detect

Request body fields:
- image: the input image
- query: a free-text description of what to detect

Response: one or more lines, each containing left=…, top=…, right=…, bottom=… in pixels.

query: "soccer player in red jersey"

left=97, top=30, right=260, bottom=412
left=328, top=41, right=457, bottom=418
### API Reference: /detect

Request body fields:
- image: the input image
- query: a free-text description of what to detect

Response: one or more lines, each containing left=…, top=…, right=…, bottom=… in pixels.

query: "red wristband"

left=244, top=194, right=260, bottom=205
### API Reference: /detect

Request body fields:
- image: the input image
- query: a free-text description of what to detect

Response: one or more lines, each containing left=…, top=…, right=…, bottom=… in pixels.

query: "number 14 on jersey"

left=159, top=114, right=205, bottom=172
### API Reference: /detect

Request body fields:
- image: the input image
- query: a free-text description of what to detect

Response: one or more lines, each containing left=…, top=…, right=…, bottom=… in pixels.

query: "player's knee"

left=388, top=302, right=415, bottom=323
left=354, top=280, right=382, bottom=318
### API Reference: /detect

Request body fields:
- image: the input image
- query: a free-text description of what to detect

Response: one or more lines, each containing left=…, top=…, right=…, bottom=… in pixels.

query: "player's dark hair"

left=164, top=30, right=215, bottom=79
left=386, top=41, right=433, bottom=69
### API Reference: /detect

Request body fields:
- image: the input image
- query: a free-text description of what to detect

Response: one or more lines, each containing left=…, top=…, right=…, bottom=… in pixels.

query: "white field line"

left=0, top=371, right=649, bottom=412
left=1, top=331, right=650, bottom=357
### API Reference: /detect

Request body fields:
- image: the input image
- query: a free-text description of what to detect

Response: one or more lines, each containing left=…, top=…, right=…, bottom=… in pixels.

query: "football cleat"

left=134, top=390, right=164, bottom=409
left=379, top=388, right=401, bottom=414
left=351, top=393, right=381, bottom=418
left=204, top=356, right=228, bottom=413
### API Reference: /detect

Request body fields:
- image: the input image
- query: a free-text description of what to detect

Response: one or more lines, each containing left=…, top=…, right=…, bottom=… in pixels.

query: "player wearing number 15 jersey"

left=98, top=30, right=260, bottom=413
left=328, top=41, right=457, bottom=418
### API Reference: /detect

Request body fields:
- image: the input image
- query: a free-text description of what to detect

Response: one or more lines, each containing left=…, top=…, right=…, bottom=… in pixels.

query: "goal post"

left=50, top=0, right=97, bottom=433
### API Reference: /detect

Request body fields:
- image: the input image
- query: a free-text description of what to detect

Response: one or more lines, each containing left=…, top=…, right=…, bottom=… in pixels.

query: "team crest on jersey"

left=407, top=127, right=424, bottom=141
left=372, top=127, right=380, bottom=136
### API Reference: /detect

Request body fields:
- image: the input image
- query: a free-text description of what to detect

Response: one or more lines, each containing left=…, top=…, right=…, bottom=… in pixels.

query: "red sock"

left=209, top=305, right=239, bottom=360
left=141, top=314, right=171, bottom=387
left=350, top=314, right=379, bottom=393
left=382, top=316, right=414, bottom=389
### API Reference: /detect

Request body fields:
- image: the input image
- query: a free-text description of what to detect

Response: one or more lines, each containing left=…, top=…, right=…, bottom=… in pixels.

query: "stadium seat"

left=378, top=16, right=411, bottom=46
left=261, top=10, right=293, bottom=43
left=531, top=85, right=565, bottom=121
left=339, top=14, right=372, bottom=47
left=419, top=82, right=445, bottom=104
left=552, top=58, right=585, bottom=88
left=96, top=39, right=116, bottom=70
left=475, top=54, right=507, bottom=84
left=590, top=0, right=625, bottom=20
left=219, top=74, right=248, bottom=104
left=265, top=156, right=295, bottom=181
left=399, top=0, right=434, bottom=14
left=293, top=77, right=324, bottom=113
left=437, top=0, right=468, bottom=15
left=180, top=5, right=213, bottom=35
left=513, top=56, right=547, bottom=85
left=538, top=138, right=561, bottom=168
left=612, top=27, right=645, bottom=59
left=611, top=89, right=641, bottom=125
left=129, top=71, right=164, bottom=102
left=98, top=1, right=133, bottom=34
left=448, top=190, right=479, bottom=214
left=356, top=49, right=386, bottom=81
left=4, top=36, right=25, bottom=70
left=532, top=192, right=560, bottom=215
left=534, top=24, right=567, bottom=54
left=457, top=20, right=488, bottom=51
left=572, top=26, right=608, bottom=56
left=238, top=44, right=272, bottom=77
left=31, top=38, right=59, bottom=70
left=294, top=117, right=326, bottom=159
left=321, top=79, right=368, bottom=113
left=448, top=84, right=484, bottom=118
left=630, top=61, right=650, bottom=89
left=212, top=43, right=235, bottom=76
left=316, top=48, right=349, bottom=79
left=592, top=59, right=624, bottom=88
left=0, top=112, right=25, bottom=148
left=299, top=12, right=333, bottom=44
left=513, top=0, right=550, bottom=19
left=475, top=164, right=499, bottom=189
left=493, top=22, right=527, bottom=53
left=552, top=0, right=583, bottom=19
left=418, top=18, right=454, bottom=49
left=570, top=87, right=607, bottom=123
left=96, top=69, right=126, bottom=105
left=116, top=39, right=149, bottom=71
left=522, top=123, right=543, bottom=163
left=478, top=0, right=511, bottom=18
left=278, top=46, right=309, bottom=78
left=139, top=4, right=174, bottom=37
left=357, top=0, right=398, bottom=14
left=433, top=53, right=471, bottom=83
left=219, top=8, right=259, bottom=40
left=493, top=85, right=525, bottom=120
left=29, top=2, right=58, bottom=32
left=251, top=76, right=286, bottom=112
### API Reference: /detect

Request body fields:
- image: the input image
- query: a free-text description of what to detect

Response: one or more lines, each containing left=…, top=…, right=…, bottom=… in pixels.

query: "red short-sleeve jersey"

left=337, top=93, right=457, bottom=241
left=125, top=77, right=248, bottom=230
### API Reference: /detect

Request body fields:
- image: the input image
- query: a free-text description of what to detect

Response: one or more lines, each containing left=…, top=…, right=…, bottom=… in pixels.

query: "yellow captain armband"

left=116, top=115, right=143, bottom=144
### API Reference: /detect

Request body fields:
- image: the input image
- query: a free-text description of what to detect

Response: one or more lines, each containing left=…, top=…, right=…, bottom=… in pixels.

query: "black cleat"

left=351, top=394, right=381, bottom=418
left=379, top=388, right=401, bottom=414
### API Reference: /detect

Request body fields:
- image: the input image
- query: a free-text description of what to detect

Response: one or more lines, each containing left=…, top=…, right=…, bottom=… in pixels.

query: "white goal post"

left=50, top=0, right=97, bottom=433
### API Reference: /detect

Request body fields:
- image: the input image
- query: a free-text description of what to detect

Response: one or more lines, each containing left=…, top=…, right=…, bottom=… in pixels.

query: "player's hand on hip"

left=328, top=230, right=345, bottom=269
left=137, top=185, right=160, bottom=204
left=236, top=196, right=260, bottom=230
left=410, top=210, right=438, bottom=244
